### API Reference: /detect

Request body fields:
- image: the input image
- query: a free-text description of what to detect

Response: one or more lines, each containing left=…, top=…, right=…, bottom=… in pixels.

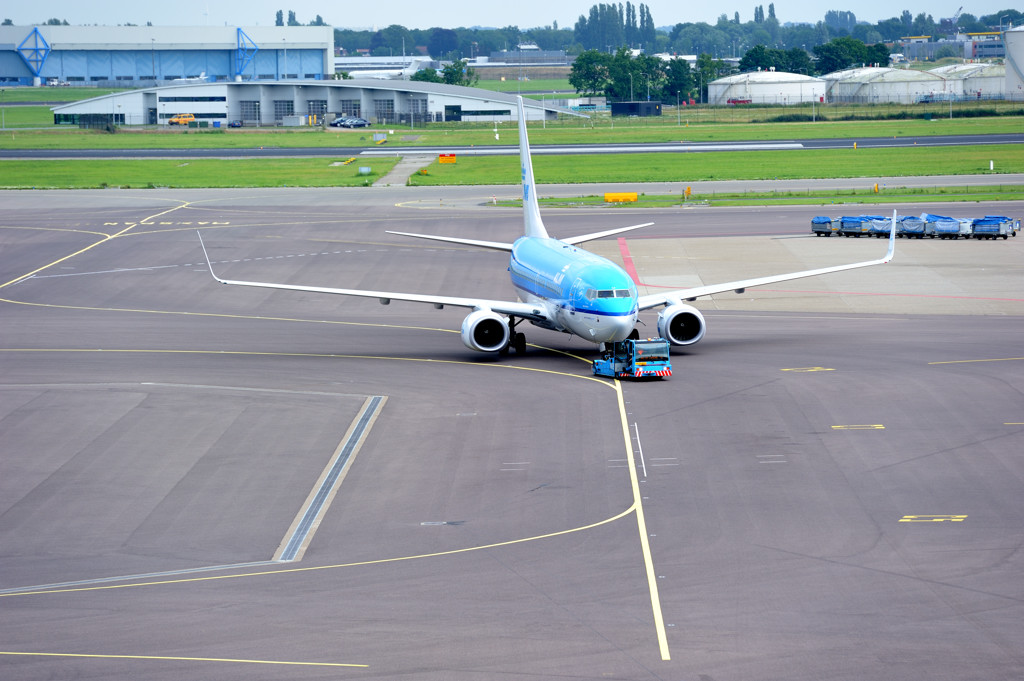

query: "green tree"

left=813, top=36, right=867, bottom=74
left=784, top=47, right=813, bottom=74
left=574, top=3, right=625, bottom=51
left=663, top=57, right=694, bottom=101
left=275, top=10, right=284, bottom=26
left=695, top=53, right=727, bottom=102
left=569, top=49, right=612, bottom=95
left=410, top=68, right=443, bottom=83
left=441, top=59, right=478, bottom=86
left=739, top=44, right=785, bottom=71
left=428, top=28, right=458, bottom=58
left=287, top=11, right=300, bottom=26
left=371, top=24, right=412, bottom=55
left=911, top=12, right=935, bottom=35
left=865, top=42, right=891, bottom=66
left=981, top=10, right=1024, bottom=28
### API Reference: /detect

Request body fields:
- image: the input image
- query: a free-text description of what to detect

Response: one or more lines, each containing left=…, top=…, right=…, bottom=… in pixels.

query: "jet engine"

left=461, top=309, right=510, bottom=352
left=657, top=303, right=706, bottom=346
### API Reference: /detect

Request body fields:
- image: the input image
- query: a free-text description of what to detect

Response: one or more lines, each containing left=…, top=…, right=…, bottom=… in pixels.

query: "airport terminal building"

left=0, top=25, right=332, bottom=86
left=50, top=80, right=573, bottom=127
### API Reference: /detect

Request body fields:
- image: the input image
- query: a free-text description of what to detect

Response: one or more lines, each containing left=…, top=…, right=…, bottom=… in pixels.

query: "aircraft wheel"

left=628, top=329, right=640, bottom=341
left=513, top=332, right=526, bottom=354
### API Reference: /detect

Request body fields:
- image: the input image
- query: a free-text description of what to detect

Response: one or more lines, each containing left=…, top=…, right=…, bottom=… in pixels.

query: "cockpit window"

left=585, top=288, right=633, bottom=300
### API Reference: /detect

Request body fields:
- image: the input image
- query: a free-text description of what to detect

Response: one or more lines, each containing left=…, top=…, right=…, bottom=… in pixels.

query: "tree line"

left=312, top=6, right=1022, bottom=61
left=569, top=32, right=910, bottom=103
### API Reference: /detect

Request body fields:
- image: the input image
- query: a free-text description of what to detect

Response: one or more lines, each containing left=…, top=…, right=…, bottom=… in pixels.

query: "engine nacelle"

left=460, top=309, right=510, bottom=352
left=657, top=303, right=707, bottom=346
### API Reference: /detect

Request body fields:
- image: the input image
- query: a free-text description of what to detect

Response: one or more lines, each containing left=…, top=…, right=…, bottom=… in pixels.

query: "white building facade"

left=0, top=25, right=333, bottom=87
left=1006, top=26, right=1024, bottom=101
left=51, top=80, right=577, bottom=127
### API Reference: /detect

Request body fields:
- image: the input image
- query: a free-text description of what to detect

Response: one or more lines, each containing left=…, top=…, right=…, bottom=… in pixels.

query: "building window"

left=273, top=100, right=294, bottom=122
left=338, top=99, right=360, bottom=116
left=239, top=100, right=260, bottom=123
left=159, top=96, right=228, bottom=103
left=373, top=98, right=395, bottom=121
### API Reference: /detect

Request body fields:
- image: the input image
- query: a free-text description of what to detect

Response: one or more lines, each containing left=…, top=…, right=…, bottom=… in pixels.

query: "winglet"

left=517, top=96, right=549, bottom=239
left=197, top=231, right=227, bottom=284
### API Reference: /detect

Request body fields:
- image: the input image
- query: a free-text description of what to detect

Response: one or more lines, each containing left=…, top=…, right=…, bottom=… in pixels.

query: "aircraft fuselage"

left=509, top=236, right=638, bottom=343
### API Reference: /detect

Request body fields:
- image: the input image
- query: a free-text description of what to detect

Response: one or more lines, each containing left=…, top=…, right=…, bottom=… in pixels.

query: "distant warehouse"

left=50, top=80, right=581, bottom=127
left=0, top=24, right=332, bottom=86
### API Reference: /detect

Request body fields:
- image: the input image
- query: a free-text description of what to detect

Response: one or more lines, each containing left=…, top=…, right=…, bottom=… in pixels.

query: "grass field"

left=0, top=157, right=399, bottom=189
left=407, top=144, right=1024, bottom=186
left=3, top=144, right=1016, bottom=190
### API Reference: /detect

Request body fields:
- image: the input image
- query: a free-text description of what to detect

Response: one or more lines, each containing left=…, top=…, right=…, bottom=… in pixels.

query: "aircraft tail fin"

left=517, top=96, right=549, bottom=240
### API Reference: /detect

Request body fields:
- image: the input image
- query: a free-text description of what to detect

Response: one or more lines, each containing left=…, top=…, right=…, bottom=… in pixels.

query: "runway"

left=1, top=188, right=1022, bottom=679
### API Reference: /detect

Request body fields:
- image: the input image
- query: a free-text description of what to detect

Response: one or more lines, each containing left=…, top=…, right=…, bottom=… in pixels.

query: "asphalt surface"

left=1, top=188, right=1022, bottom=680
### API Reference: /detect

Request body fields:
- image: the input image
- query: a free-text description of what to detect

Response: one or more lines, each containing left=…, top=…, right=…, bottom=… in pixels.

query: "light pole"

left=282, top=38, right=287, bottom=80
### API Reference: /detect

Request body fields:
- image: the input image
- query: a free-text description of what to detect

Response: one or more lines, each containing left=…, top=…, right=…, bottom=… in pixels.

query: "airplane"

left=343, top=58, right=430, bottom=80
left=200, top=95, right=896, bottom=356
left=173, top=72, right=207, bottom=82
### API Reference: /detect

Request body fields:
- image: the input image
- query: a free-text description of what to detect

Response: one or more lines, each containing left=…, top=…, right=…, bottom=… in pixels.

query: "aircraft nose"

left=604, top=313, right=638, bottom=342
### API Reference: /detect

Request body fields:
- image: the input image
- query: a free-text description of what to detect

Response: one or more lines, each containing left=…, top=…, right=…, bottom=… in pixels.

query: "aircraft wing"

left=637, top=211, right=897, bottom=311
left=198, top=233, right=547, bottom=321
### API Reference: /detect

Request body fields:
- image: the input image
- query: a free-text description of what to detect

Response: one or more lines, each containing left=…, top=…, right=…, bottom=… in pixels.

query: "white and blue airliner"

left=201, top=96, right=895, bottom=355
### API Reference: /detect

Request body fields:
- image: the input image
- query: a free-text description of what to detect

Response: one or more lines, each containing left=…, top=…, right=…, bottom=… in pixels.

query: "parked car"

left=168, top=113, right=195, bottom=126
left=338, top=117, right=370, bottom=128
left=228, top=120, right=243, bottom=128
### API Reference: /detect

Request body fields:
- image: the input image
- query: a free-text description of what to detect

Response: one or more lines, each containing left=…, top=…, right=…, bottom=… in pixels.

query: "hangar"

left=0, top=25, right=332, bottom=86
left=50, top=80, right=577, bottom=127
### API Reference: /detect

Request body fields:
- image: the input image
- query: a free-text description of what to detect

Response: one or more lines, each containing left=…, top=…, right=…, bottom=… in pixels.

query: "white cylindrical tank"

left=824, top=66, right=949, bottom=104
left=1006, top=26, right=1024, bottom=101
left=707, top=70, right=825, bottom=106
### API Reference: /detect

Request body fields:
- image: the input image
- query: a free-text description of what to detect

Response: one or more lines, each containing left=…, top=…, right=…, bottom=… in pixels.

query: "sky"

left=4, top=1, right=1011, bottom=32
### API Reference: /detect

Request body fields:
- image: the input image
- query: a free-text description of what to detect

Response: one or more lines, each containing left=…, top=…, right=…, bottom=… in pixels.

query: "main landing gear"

left=502, top=316, right=527, bottom=355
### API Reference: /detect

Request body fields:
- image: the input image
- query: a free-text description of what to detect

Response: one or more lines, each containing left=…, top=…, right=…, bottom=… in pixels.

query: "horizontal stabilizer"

left=385, top=230, right=514, bottom=252
left=561, top=222, right=653, bottom=245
